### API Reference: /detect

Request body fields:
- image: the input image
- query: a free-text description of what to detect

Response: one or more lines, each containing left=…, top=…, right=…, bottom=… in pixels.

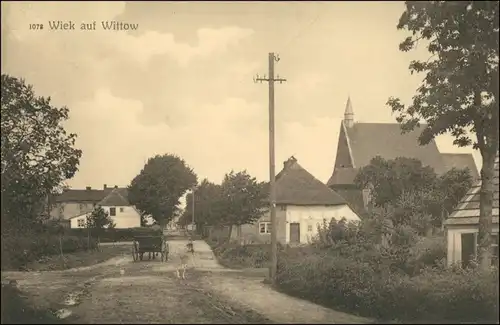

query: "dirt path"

left=2, top=239, right=373, bottom=324
left=188, top=240, right=373, bottom=324
left=2, top=240, right=271, bottom=324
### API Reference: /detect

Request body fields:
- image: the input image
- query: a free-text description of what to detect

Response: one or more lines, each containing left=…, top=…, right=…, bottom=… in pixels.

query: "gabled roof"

left=275, top=157, right=347, bottom=206
left=327, top=121, right=480, bottom=187
left=98, top=188, right=130, bottom=207
left=445, top=152, right=499, bottom=226
left=327, top=167, right=359, bottom=187
left=54, top=187, right=129, bottom=203
left=345, top=122, right=447, bottom=174
left=441, top=153, right=480, bottom=180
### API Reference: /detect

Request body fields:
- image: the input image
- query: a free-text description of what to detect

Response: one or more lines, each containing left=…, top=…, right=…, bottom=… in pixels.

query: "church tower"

left=344, top=96, right=354, bottom=128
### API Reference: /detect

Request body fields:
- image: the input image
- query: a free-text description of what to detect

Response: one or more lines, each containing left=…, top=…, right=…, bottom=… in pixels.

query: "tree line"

left=126, top=155, right=269, bottom=241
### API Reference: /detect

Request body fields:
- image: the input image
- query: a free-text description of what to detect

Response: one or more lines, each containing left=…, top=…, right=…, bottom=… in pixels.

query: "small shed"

left=444, top=152, right=499, bottom=267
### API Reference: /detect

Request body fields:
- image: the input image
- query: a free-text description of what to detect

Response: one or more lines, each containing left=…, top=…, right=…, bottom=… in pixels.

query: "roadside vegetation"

left=204, top=155, right=497, bottom=323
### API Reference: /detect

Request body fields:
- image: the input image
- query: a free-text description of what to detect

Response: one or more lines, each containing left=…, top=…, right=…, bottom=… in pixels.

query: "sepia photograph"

left=1, top=1, right=498, bottom=324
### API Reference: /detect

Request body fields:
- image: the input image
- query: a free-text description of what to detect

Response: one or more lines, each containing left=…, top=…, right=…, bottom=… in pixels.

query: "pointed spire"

left=344, top=95, right=354, bottom=128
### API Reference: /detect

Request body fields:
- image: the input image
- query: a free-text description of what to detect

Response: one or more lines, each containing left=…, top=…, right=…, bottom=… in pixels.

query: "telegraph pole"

left=254, top=53, right=286, bottom=285
left=192, top=187, right=195, bottom=227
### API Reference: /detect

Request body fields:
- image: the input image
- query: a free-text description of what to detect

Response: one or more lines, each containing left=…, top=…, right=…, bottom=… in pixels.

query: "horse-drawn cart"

left=131, top=235, right=169, bottom=262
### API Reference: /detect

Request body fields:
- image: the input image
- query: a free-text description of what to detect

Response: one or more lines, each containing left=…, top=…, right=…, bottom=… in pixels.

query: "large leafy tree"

left=180, top=178, right=224, bottom=228
left=1, top=74, right=82, bottom=232
left=354, top=156, right=438, bottom=208
left=219, top=170, right=268, bottom=240
left=128, top=154, right=197, bottom=227
left=387, top=1, right=498, bottom=269
left=355, top=156, right=472, bottom=232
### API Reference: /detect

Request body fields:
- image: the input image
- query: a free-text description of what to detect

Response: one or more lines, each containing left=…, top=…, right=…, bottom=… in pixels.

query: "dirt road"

left=3, top=239, right=372, bottom=324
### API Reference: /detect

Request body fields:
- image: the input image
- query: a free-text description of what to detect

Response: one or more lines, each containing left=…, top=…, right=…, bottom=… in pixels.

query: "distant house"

left=326, top=97, right=480, bottom=217
left=222, top=156, right=361, bottom=245
left=444, top=152, right=499, bottom=267
left=50, top=184, right=141, bottom=229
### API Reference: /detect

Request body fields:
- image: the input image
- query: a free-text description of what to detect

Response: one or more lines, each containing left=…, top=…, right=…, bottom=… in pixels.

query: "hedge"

left=1, top=234, right=98, bottom=270
left=275, top=249, right=499, bottom=323
left=63, top=227, right=162, bottom=243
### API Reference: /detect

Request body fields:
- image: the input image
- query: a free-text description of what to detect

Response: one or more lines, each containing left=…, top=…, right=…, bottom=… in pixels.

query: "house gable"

left=275, top=157, right=347, bottom=206
left=445, top=151, right=499, bottom=226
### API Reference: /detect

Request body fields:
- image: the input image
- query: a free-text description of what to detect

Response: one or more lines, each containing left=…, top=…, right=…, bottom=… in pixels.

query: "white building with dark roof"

left=50, top=184, right=141, bottom=229
left=226, top=156, right=361, bottom=245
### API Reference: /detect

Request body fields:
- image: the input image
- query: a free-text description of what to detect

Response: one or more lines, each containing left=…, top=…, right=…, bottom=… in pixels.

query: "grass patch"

left=18, top=245, right=130, bottom=272
left=207, top=240, right=271, bottom=269
left=1, top=281, right=66, bottom=324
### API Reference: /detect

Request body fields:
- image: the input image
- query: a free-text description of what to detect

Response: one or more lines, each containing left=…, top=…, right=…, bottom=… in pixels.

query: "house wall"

left=51, top=202, right=95, bottom=220
left=285, top=204, right=360, bottom=244
left=227, top=204, right=360, bottom=244
left=446, top=225, right=500, bottom=266
left=70, top=205, right=141, bottom=229
left=231, top=208, right=287, bottom=244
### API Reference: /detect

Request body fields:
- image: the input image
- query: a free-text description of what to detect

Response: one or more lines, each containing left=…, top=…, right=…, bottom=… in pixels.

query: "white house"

left=231, top=156, right=361, bottom=244
left=69, top=187, right=141, bottom=229
left=444, top=151, right=499, bottom=267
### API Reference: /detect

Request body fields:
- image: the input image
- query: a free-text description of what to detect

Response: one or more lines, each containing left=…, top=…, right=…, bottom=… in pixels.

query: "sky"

left=1, top=1, right=481, bottom=191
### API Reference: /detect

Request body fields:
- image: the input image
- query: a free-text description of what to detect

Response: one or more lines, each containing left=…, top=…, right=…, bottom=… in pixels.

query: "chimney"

left=283, top=156, right=297, bottom=170
left=103, top=184, right=107, bottom=190
left=114, top=185, right=118, bottom=189
left=86, top=186, right=91, bottom=191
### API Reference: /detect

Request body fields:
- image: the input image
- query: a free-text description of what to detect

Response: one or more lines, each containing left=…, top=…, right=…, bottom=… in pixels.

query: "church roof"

left=445, top=152, right=499, bottom=226
left=275, top=157, right=347, bottom=206
left=345, top=122, right=446, bottom=173
left=327, top=121, right=478, bottom=186
left=441, top=153, right=480, bottom=180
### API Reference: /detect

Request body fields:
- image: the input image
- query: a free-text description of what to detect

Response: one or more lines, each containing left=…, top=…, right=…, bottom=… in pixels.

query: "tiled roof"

left=98, top=188, right=130, bottom=207
left=441, top=153, right=480, bottom=180
left=54, top=187, right=129, bottom=204
left=275, top=157, right=347, bottom=206
left=346, top=123, right=447, bottom=174
left=445, top=152, right=499, bottom=226
left=327, top=168, right=359, bottom=187
left=331, top=186, right=369, bottom=218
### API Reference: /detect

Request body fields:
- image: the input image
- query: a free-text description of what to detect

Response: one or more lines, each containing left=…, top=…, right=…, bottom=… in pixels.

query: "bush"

left=276, top=248, right=499, bottom=322
left=211, top=242, right=272, bottom=268
left=1, top=233, right=98, bottom=270
left=63, top=227, right=162, bottom=243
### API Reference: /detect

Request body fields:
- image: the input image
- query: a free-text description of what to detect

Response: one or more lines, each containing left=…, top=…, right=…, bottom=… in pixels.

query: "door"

left=289, top=223, right=300, bottom=244
left=461, top=233, right=476, bottom=268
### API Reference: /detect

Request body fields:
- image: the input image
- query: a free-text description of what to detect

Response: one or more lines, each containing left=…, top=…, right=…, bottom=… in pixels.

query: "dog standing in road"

left=175, top=239, right=196, bottom=279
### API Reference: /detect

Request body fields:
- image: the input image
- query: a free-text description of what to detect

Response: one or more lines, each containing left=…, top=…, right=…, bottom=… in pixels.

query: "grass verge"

left=1, top=282, right=66, bottom=324
left=19, top=245, right=131, bottom=272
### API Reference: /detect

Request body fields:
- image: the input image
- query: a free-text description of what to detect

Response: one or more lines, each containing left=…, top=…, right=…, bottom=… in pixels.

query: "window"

left=280, top=205, right=286, bottom=211
left=120, top=207, right=124, bottom=213
left=77, top=218, right=85, bottom=228
left=307, top=224, right=313, bottom=232
left=109, top=207, right=116, bottom=216
left=259, top=222, right=271, bottom=234
left=492, top=234, right=499, bottom=264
